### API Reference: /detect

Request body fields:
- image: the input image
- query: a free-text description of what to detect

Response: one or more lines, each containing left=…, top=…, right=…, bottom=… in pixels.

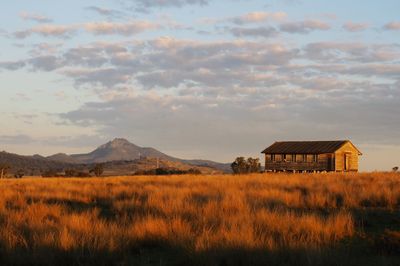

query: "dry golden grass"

left=0, top=172, right=399, bottom=265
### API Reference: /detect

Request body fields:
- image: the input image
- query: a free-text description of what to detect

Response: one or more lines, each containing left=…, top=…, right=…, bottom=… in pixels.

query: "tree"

left=393, top=166, right=399, bottom=172
left=231, top=157, right=261, bottom=174
left=0, top=163, right=10, bottom=179
left=90, top=163, right=104, bottom=177
left=231, top=157, right=248, bottom=174
left=247, top=157, right=261, bottom=173
left=14, top=169, right=24, bottom=179
left=64, top=169, right=77, bottom=177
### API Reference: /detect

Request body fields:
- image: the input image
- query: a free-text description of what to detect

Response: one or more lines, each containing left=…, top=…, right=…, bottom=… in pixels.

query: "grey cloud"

left=0, top=134, right=107, bottom=149
left=280, top=20, right=330, bottom=33
left=57, top=81, right=400, bottom=161
left=0, top=134, right=34, bottom=145
left=41, top=135, right=108, bottom=148
left=29, top=56, right=61, bottom=71
left=303, top=42, right=400, bottom=63
left=229, top=26, right=278, bottom=38
left=0, top=61, right=26, bottom=70
left=63, top=68, right=133, bottom=87
left=85, top=6, right=125, bottom=19
left=3, top=38, right=399, bottom=92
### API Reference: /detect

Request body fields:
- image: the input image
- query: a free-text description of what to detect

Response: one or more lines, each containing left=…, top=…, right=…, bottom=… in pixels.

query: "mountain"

left=0, top=138, right=230, bottom=175
left=47, top=153, right=80, bottom=164
left=47, top=138, right=230, bottom=172
left=72, top=138, right=175, bottom=163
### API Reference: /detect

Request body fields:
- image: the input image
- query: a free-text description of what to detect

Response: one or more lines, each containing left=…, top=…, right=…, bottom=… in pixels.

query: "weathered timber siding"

left=334, top=142, right=359, bottom=172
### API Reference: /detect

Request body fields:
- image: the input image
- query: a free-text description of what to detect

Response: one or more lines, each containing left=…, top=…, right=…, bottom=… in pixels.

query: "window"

left=313, top=154, right=318, bottom=162
left=283, top=154, right=289, bottom=162
left=303, top=154, right=307, bottom=162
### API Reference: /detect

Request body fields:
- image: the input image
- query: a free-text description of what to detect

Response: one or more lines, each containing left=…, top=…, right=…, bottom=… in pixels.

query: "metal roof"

left=261, top=140, right=361, bottom=154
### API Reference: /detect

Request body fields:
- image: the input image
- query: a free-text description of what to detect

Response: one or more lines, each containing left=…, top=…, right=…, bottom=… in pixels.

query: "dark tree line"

left=231, top=157, right=261, bottom=174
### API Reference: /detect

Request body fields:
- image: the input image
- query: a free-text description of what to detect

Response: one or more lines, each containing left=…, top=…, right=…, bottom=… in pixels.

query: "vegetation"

left=231, top=157, right=261, bottom=174
left=135, top=167, right=202, bottom=175
left=90, top=163, right=104, bottom=177
left=0, top=163, right=10, bottom=178
left=0, top=173, right=399, bottom=265
left=13, top=169, right=24, bottom=179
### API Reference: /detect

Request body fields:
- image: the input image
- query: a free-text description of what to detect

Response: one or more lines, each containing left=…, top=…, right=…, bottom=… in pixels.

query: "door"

left=344, top=154, right=349, bottom=171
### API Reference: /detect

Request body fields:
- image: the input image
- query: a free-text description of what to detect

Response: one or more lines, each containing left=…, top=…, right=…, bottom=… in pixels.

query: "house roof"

left=261, top=140, right=362, bottom=155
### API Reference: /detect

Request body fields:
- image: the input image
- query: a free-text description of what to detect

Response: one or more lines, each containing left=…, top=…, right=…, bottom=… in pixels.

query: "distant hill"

left=0, top=138, right=231, bottom=175
left=0, top=151, right=78, bottom=176
left=47, top=138, right=231, bottom=172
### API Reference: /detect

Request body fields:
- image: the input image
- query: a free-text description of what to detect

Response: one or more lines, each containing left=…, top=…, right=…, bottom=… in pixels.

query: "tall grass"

left=0, top=172, right=399, bottom=265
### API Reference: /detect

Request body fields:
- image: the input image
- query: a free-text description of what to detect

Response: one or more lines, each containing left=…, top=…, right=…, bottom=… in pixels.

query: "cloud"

left=0, top=134, right=34, bottom=145
left=57, top=79, right=400, bottom=161
left=228, top=26, right=278, bottom=38
left=230, top=11, right=287, bottom=25
left=303, top=42, right=400, bottom=63
left=14, top=24, right=76, bottom=39
left=19, top=11, right=53, bottom=23
left=0, top=134, right=106, bottom=149
left=29, top=55, right=61, bottom=71
left=0, top=61, right=26, bottom=70
left=63, top=67, right=133, bottom=87
left=84, top=21, right=159, bottom=35
left=133, top=0, right=208, bottom=11
left=280, top=20, right=330, bottom=33
left=14, top=21, right=159, bottom=39
left=383, top=21, right=400, bottom=30
left=85, top=6, right=125, bottom=19
left=342, top=22, right=368, bottom=32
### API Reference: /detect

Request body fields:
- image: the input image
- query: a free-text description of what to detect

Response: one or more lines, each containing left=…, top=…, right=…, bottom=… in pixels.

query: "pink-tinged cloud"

left=231, top=11, right=287, bottom=24
left=84, top=21, right=159, bottom=35
left=383, top=21, right=400, bottom=30
left=343, top=22, right=368, bottom=32
left=14, top=24, right=76, bottom=38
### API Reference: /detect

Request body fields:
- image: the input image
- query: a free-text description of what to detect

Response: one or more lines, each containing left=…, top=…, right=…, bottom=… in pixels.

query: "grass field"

left=0, top=173, right=399, bottom=265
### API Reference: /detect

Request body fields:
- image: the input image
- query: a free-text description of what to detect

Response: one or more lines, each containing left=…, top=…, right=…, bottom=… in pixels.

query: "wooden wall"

left=334, top=142, right=359, bottom=172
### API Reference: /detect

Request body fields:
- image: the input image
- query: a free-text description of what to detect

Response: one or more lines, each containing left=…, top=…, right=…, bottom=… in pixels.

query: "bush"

left=90, top=163, right=104, bottom=177
left=41, top=169, right=62, bottom=178
left=231, top=157, right=261, bottom=174
left=64, top=169, right=77, bottom=177
left=14, top=169, right=24, bottom=178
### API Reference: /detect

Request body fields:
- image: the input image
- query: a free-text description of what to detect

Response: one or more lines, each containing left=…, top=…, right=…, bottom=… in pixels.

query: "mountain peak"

left=106, top=138, right=136, bottom=149
left=111, top=138, right=130, bottom=144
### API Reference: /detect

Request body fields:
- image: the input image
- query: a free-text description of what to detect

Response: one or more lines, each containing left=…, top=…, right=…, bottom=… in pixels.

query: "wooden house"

left=261, top=140, right=362, bottom=172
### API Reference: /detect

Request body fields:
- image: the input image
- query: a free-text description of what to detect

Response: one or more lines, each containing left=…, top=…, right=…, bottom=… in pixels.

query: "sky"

left=0, top=0, right=399, bottom=171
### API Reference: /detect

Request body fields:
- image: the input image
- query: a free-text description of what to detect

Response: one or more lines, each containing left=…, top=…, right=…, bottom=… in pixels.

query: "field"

left=0, top=173, right=399, bottom=266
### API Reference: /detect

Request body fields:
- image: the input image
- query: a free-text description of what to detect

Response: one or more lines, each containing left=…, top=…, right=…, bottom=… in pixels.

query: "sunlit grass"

left=0, top=173, right=399, bottom=265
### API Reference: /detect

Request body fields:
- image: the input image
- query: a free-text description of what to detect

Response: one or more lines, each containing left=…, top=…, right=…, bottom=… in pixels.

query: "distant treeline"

left=134, top=168, right=201, bottom=176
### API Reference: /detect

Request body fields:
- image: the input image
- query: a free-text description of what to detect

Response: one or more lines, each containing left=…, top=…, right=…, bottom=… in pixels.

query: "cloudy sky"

left=1, top=0, right=399, bottom=171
